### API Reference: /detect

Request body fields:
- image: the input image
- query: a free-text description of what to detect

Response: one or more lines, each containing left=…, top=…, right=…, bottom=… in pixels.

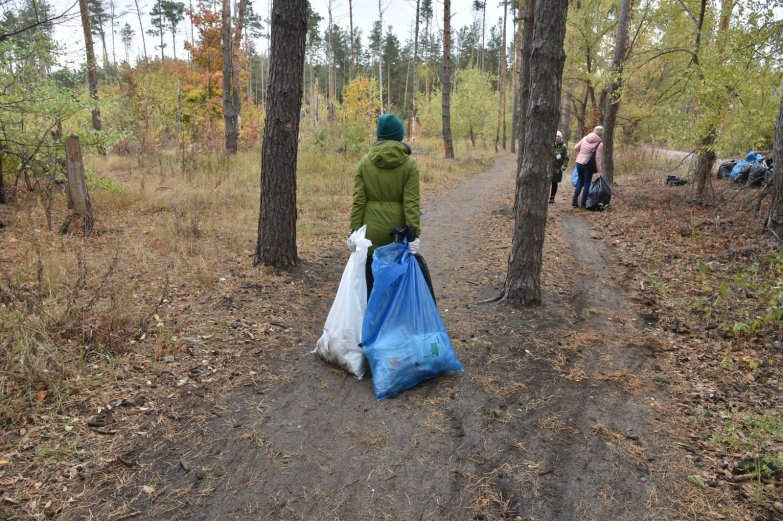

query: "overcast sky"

left=47, top=0, right=508, bottom=69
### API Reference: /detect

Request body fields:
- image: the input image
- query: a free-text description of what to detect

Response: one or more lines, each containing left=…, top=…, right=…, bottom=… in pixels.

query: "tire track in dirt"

left=74, top=154, right=677, bottom=521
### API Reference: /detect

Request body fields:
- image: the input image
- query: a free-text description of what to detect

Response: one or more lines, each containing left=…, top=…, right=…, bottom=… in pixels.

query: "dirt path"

left=77, top=155, right=679, bottom=520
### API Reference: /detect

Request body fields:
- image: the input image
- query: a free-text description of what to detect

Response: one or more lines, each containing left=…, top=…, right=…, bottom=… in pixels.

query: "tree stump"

left=60, top=136, right=93, bottom=236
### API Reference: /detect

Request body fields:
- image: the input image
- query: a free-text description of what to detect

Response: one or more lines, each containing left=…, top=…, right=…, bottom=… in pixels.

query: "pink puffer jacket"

left=574, top=132, right=604, bottom=172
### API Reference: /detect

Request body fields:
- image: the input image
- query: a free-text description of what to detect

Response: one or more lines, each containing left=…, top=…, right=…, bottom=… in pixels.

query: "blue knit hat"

left=376, top=113, right=404, bottom=142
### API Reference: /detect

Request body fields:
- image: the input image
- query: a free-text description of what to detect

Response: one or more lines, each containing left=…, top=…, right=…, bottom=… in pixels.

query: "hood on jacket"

left=583, top=132, right=602, bottom=146
left=368, top=140, right=412, bottom=169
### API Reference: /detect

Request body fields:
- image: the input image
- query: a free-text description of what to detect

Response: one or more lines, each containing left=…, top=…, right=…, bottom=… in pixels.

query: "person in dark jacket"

left=348, top=114, right=421, bottom=295
left=550, top=130, right=568, bottom=203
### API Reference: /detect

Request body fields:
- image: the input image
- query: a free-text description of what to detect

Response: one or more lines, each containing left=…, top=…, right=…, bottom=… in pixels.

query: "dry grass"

left=0, top=138, right=498, bottom=519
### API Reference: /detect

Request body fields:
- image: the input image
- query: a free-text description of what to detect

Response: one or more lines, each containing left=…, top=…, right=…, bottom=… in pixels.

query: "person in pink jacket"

left=571, top=126, right=604, bottom=208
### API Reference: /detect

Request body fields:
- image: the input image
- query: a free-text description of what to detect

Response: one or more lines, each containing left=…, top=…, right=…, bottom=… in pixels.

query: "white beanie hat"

left=556, top=130, right=563, bottom=138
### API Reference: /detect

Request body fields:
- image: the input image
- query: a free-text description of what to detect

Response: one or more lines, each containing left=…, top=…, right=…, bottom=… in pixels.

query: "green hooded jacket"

left=350, top=140, right=420, bottom=250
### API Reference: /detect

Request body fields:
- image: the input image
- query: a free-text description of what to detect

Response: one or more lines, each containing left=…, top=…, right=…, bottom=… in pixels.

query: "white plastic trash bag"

left=313, top=225, right=372, bottom=378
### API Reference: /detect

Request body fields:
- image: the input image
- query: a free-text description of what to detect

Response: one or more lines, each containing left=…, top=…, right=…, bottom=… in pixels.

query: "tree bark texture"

left=692, top=0, right=725, bottom=201
left=441, top=0, right=454, bottom=159
left=222, top=0, right=238, bottom=153
left=79, top=0, right=102, bottom=132
left=231, top=0, right=247, bottom=135
left=61, top=136, right=93, bottom=236
left=694, top=131, right=716, bottom=199
left=409, top=0, right=420, bottom=143
left=561, top=84, right=573, bottom=142
left=255, top=0, right=307, bottom=268
left=504, top=0, right=568, bottom=306
left=765, top=91, right=783, bottom=239
left=601, top=0, right=634, bottom=185
left=495, top=0, right=507, bottom=152
left=510, top=0, right=523, bottom=154
left=516, top=0, right=535, bottom=161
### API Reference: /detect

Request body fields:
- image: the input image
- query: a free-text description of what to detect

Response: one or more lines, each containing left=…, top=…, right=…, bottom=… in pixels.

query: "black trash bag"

left=717, top=160, right=736, bottom=179
left=747, top=163, right=772, bottom=188
left=734, top=162, right=753, bottom=182
left=666, top=175, right=688, bottom=186
left=585, top=176, right=612, bottom=211
left=390, top=225, right=436, bottom=304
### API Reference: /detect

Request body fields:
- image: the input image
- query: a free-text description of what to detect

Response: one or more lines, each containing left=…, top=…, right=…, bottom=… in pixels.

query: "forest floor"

left=2, top=149, right=781, bottom=520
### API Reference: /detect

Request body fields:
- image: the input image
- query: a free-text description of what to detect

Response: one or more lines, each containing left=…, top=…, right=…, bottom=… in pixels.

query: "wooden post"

left=61, top=136, right=93, bottom=236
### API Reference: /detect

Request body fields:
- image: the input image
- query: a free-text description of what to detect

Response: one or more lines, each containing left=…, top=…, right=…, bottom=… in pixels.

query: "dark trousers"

left=550, top=182, right=558, bottom=201
left=572, top=163, right=593, bottom=208
left=365, top=255, right=375, bottom=297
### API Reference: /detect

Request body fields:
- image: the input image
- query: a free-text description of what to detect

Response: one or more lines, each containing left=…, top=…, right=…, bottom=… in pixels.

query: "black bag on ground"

left=586, top=176, right=612, bottom=211
left=717, top=160, right=736, bottom=179
left=666, top=175, right=688, bottom=186
left=747, top=163, right=772, bottom=188
left=734, top=163, right=753, bottom=182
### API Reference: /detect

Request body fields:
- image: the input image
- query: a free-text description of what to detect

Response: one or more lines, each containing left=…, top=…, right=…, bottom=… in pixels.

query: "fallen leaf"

left=688, top=475, right=707, bottom=488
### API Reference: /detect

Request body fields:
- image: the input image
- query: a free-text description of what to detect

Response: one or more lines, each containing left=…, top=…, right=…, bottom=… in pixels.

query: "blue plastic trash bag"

left=571, top=166, right=579, bottom=187
left=362, top=242, right=464, bottom=400
left=730, top=151, right=763, bottom=180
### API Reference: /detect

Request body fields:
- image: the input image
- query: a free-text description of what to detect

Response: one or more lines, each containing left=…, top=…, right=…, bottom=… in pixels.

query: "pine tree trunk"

left=510, top=0, right=522, bottom=154
left=349, top=0, right=356, bottom=78
left=504, top=0, right=568, bottom=306
left=255, top=0, right=306, bottom=268
left=378, top=0, right=384, bottom=111
left=158, top=4, right=164, bottom=61
left=232, top=0, right=247, bottom=137
left=95, top=9, right=109, bottom=68
left=387, top=53, right=392, bottom=113
left=409, top=0, right=420, bottom=143
left=134, top=0, right=147, bottom=60
left=516, top=0, right=535, bottom=158
left=481, top=1, right=486, bottom=71
left=222, top=0, right=238, bottom=153
left=601, top=0, right=633, bottom=185
left=109, top=0, right=117, bottom=66
left=495, top=1, right=507, bottom=152
left=766, top=91, right=783, bottom=239
left=501, top=1, right=508, bottom=150
left=327, top=1, right=335, bottom=121
left=79, top=0, right=102, bottom=132
left=441, top=0, right=454, bottom=159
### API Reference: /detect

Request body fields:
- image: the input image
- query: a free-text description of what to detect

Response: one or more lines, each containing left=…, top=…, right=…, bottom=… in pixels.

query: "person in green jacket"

left=348, top=113, right=421, bottom=294
left=550, top=130, right=569, bottom=204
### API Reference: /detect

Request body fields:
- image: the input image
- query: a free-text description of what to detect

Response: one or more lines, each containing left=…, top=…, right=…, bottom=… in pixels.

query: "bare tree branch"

left=674, top=0, right=698, bottom=25
left=0, top=0, right=79, bottom=43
